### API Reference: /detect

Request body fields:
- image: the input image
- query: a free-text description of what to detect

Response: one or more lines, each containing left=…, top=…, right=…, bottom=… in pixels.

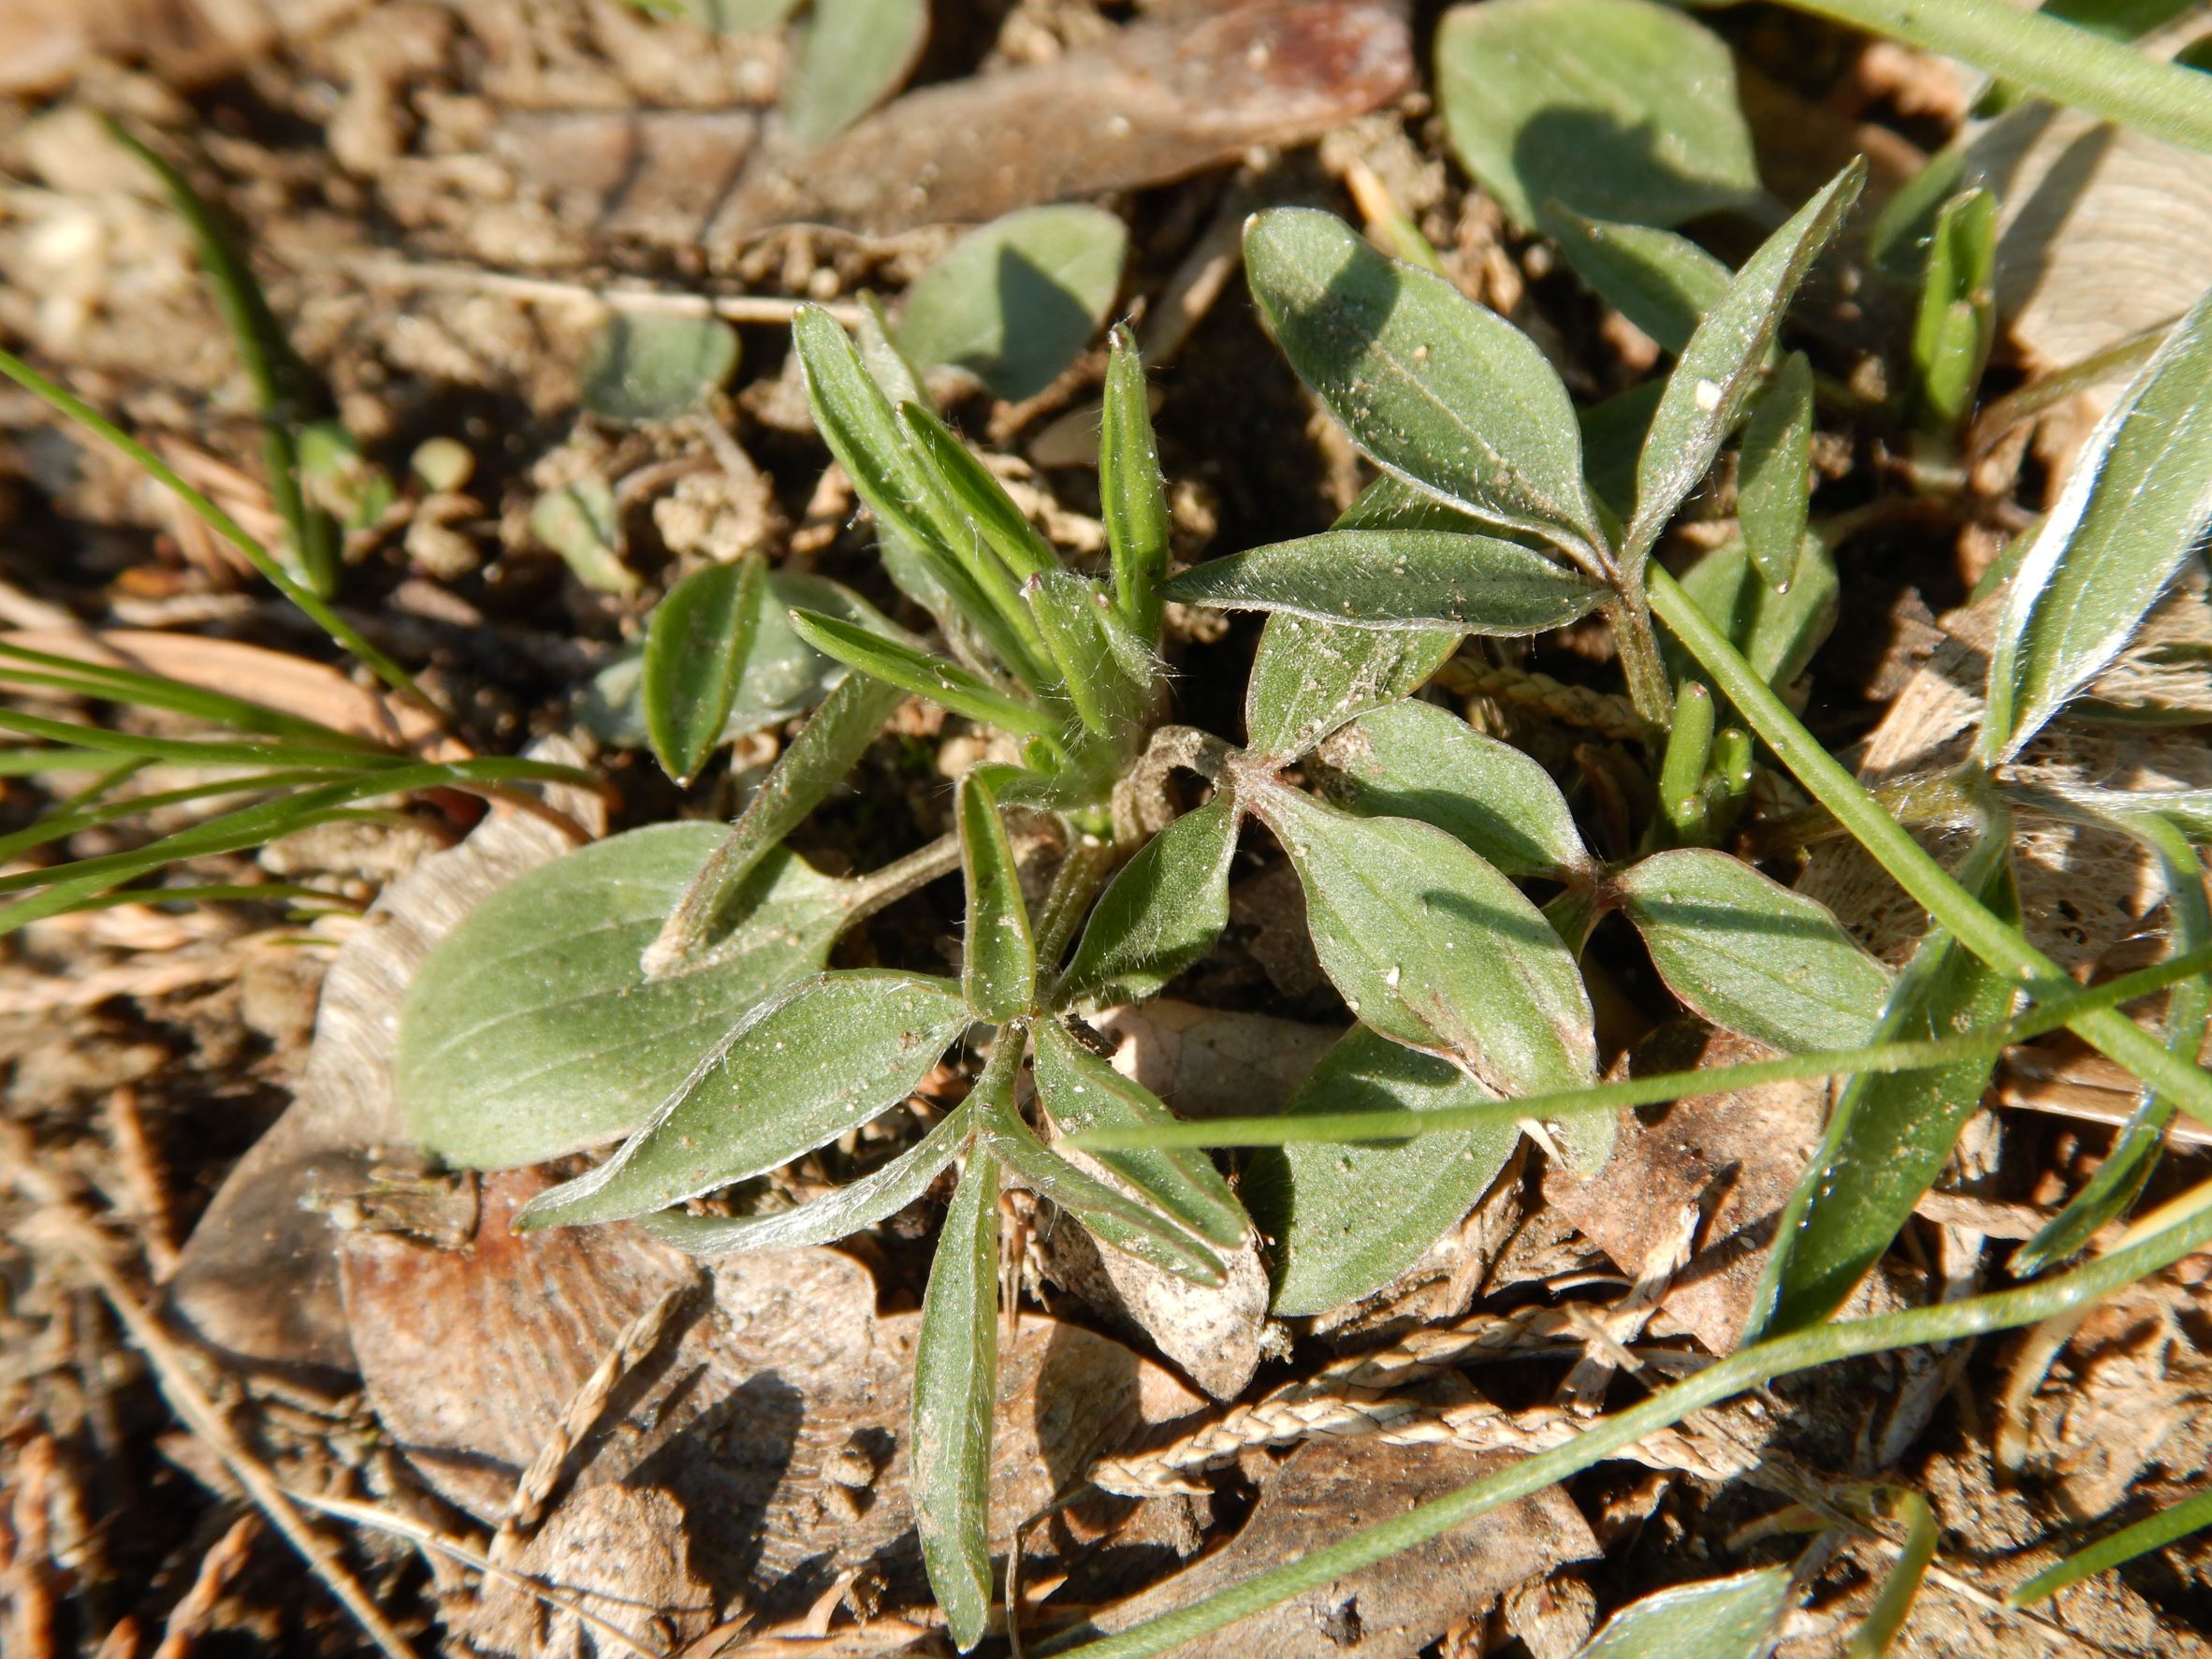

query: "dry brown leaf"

left=1063, top=1434, right=1598, bottom=1659
left=1088, top=1000, right=1339, bottom=1121
left=485, top=2, right=1412, bottom=245
left=1543, top=1026, right=1906, bottom=1355
left=166, top=739, right=602, bottom=1378
left=461, top=1484, right=715, bottom=1659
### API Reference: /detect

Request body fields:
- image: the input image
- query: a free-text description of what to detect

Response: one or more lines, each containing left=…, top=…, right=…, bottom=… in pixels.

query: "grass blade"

left=786, top=609, right=1061, bottom=745
left=0, top=347, right=429, bottom=712
left=2007, top=1486, right=2212, bottom=1608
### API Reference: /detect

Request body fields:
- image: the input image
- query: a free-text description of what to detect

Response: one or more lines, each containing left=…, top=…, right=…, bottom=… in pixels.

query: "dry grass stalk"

left=493, top=1283, right=691, bottom=1553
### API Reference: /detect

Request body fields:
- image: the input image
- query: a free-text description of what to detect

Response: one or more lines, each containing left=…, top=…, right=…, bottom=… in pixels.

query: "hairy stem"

left=830, top=834, right=963, bottom=929
left=1603, top=583, right=1675, bottom=733
left=1649, top=565, right=2212, bottom=1124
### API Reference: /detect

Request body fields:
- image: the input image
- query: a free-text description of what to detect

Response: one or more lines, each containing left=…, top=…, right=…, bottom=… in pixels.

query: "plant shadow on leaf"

left=1513, top=108, right=1761, bottom=233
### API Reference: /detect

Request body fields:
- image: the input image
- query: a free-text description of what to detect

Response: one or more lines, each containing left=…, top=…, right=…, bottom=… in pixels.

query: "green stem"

left=1068, top=940, right=2212, bottom=1152
left=1043, top=1175, right=2212, bottom=1658
left=1768, top=0, right=2212, bottom=153
left=1648, top=565, right=2212, bottom=1126
left=829, top=833, right=964, bottom=928
left=1603, top=588, right=1675, bottom=732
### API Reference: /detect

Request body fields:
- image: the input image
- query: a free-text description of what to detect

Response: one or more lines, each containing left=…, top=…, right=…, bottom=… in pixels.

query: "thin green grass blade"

left=1066, top=940, right=2212, bottom=1151
left=787, top=608, right=1062, bottom=744
left=2008, top=1486, right=2212, bottom=1608
left=0, top=347, right=429, bottom=711
left=0, top=767, right=338, bottom=866
left=0, top=641, right=388, bottom=751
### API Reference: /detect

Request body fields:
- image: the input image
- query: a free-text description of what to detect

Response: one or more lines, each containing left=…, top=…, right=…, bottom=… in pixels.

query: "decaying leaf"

left=1064, top=1435, right=1598, bottom=1659
left=166, top=740, right=603, bottom=1377
left=460, top=1484, right=714, bottom=1659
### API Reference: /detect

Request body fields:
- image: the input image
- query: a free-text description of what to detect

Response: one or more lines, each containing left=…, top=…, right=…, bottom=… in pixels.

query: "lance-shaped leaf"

left=958, top=768, right=1036, bottom=1022
left=1547, top=210, right=1731, bottom=357
left=1911, top=186, right=1997, bottom=434
left=1571, top=1566, right=1795, bottom=1659
left=1025, top=569, right=1156, bottom=740
left=993, top=1103, right=1226, bottom=1287
left=896, top=400, right=1057, bottom=584
left=788, top=609, right=1059, bottom=744
left=782, top=0, right=927, bottom=150
left=1623, top=159, right=1866, bottom=570
left=1243, top=207, right=1608, bottom=564
left=1748, top=840, right=2018, bottom=1337
left=792, top=305, right=1050, bottom=686
left=1163, top=529, right=1608, bottom=633
left=1315, top=699, right=1592, bottom=880
left=513, top=970, right=969, bottom=1228
left=1101, top=324, right=1169, bottom=638
left=1239, top=476, right=1467, bottom=759
left=1736, top=353, right=1815, bottom=593
left=645, top=668, right=905, bottom=975
left=912, top=1138, right=999, bottom=1653
left=1033, top=1019, right=1245, bottom=1248
left=1616, top=849, right=1892, bottom=1054
left=643, top=555, right=764, bottom=785
left=1055, top=798, right=1237, bottom=1008
left=1252, top=782, right=1599, bottom=1112
left=1983, top=283, right=2212, bottom=762
left=642, top=1099, right=973, bottom=1255
left=1244, top=1026, right=1521, bottom=1317
left=397, top=825, right=850, bottom=1168
left=1435, top=0, right=1762, bottom=233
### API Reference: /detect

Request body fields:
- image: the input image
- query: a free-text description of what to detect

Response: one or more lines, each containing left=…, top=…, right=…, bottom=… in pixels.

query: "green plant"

left=387, top=135, right=2212, bottom=1649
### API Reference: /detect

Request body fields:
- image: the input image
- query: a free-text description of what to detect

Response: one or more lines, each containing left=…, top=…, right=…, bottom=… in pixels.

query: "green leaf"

left=1163, top=529, right=1608, bottom=634
left=1983, top=283, right=2212, bottom=763
left=1242, top=207, right=1608, bottom=563
left=1055, top=798, right=1238, bottom=1008
left=1546, top=211, right=1732, bottom=357
left=896, top=400, right=1058, bottom=584
left=958, top=768, right=1037, bottom=1022
left=1616, top=848, right=1893, bottom=1053
left=1738, top=354, right=1816, bottom=592
left=1579, top=380, right=1666, bottom=521
left=1101, top=325, right=1169, bottom=638
left=1244, top=1026, right=1521, bottom=1317
left=1567, top=1567, right=1794, bottom=1659
left=2009, top=1486, right=2212, bottom=1609
left=787, top=608, right=1059, bottom=744
left=1252, top=784, right=1599, bottom=1111
left=643, top=556, right=764, bottom=784
left=1435, top=0, right=1761, bottom=233
left=1911, top=188, right=1997, bottom=433
left=781, top=0, right=926, bottom=149
left=1025, top=568, right=1157, bottom=741
left=531, top=475, right=634, bottom=594
left=642, top=1098, right=973, bottom=1255
left=895, top=205, right=1128, bottom=402
left=792, top=305, right=1051, bottom=685
left=993, top=1102, right=1226, bottom=1287
left=1672, top=531, right=1839, bottom=690
left=1624, top=159, right=1866, bottom=569
left=1236, top=476, right=1467, bottom=760
left=579, top=313, right=739, bottom=423
left=645, top=666, right=906, bottom=975
left=1750, top=839, right=2018, bottom=1337
left=395, top=824, right=851, bottom=1168
left=512, top=970, right=969, bottom=1227
left=1033, top=1020, right=1246, bottom=1248
left=1314, top=699, right=1592, bottom=880
left=1850, top=1488, right=1937, bottom=1658
left=1244, top=613, right=1462, bottom=762
left=912, top=1138, right=999, bottom=1654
